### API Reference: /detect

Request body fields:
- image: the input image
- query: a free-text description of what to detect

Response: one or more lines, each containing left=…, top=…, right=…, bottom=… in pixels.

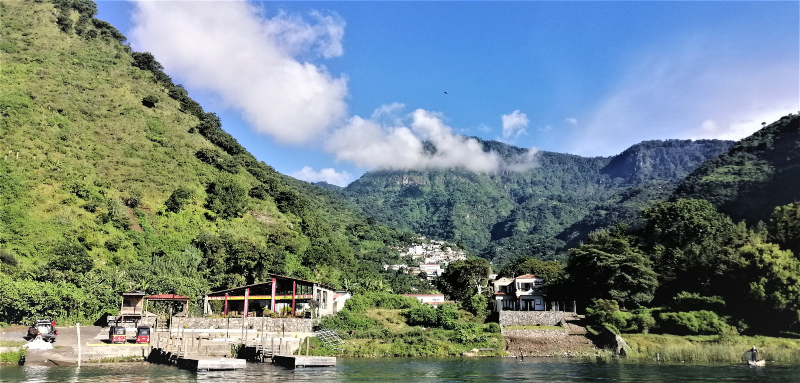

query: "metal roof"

left=205, top=273, right=336, bottom=296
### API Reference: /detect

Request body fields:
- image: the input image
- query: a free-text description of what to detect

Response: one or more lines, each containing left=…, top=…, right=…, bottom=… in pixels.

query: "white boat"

left=747, top=360, right=765, bottom=367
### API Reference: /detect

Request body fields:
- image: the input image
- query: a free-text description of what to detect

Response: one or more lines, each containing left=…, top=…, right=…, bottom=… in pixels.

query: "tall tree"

left=437, top=258, right=490, bottom=303
left=733, top=240, right=800, bottom=333
left=566, top=224, right=658, bottom=308
left=769, top=203, right=800, bottom=258
left=640, top=199, right=745, bottom=300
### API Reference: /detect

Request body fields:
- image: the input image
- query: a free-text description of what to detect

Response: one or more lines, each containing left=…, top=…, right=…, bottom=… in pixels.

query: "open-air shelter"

left=202, top=274, right=339, bottom=318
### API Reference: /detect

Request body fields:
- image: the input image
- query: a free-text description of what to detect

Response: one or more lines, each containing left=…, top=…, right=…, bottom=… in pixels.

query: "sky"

left=96, top=1, right=800, bottom=186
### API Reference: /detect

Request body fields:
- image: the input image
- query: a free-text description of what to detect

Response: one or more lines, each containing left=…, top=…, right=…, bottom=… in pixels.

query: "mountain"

left=0, top=0, right=427, bottom=324
left=343, top=138, right=734, bottom=266
left=673, top=114, right=800, bottom=224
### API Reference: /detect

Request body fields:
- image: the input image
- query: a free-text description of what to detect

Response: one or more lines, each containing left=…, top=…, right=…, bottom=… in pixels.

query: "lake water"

left=1, top=357, right=798, bottom=382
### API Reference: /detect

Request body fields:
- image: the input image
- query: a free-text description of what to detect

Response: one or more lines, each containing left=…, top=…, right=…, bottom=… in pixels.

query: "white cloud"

left=566, top=118, right=578, bottom=125
left=130, top=1, right=348, bottom=144
left=506, top=147, right=541, bottom=172
left=569, top=37, right=798, bottom=156
left=501, top=110, right=529, bottom=139
left=325, top=106, right=535, bottom=173
left=538, top=125, right=554, bottom=132
left=291, top=166, right=352, bottom=186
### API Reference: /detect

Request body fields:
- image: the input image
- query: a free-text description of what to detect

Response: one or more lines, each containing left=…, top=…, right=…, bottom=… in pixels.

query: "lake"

left=1, top=357, right=798, bottom=382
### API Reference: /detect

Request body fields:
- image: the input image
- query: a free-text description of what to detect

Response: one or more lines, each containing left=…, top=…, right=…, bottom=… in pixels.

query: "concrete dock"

left=148, top=347, right=245, bottom=371
left=272, top=355, right=336, bottom=369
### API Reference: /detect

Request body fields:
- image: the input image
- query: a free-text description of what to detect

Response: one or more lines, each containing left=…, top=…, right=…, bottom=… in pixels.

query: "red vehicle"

left=109, top=326, right=126, bottom=344
left=135, top=327, right=150, bottom=344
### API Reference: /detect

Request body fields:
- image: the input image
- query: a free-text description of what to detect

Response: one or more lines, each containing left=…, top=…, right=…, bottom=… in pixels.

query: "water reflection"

left=1, top=358, right=798, bottom=382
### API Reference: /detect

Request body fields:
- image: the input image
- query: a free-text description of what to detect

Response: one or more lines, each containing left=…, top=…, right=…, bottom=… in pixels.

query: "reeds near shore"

left=622, top=334, right=800, bottom=363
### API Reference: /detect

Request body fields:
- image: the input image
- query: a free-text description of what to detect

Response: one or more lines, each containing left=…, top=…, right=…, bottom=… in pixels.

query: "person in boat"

left=750, top=346, right=758, bottom=362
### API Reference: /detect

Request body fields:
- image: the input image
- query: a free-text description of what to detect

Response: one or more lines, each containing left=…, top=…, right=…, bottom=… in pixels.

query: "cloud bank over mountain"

left=130, top=0, right=347, bottom=144
left=129, top=1, right=540, bottom=175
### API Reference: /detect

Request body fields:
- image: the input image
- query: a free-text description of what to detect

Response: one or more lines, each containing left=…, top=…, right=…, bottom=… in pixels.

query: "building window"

left=534, top=280, right=544, bottom=286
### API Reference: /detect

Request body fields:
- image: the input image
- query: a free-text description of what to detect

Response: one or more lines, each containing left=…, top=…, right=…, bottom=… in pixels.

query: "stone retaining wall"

left=170, top=317, right=312, bottom=333
left=499, top=311, right=564, bottom=326
left=502, top=329, right=567, bottom=338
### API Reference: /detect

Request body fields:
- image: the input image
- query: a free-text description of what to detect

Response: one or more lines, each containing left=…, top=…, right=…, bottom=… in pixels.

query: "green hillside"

left=674, top=114, right=800, bottom=224
left=344, top=138, right=733, bottom=266
left=0, top=0, right=430, bottom=324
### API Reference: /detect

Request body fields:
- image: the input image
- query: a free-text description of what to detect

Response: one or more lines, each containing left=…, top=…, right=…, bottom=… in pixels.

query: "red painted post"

left=244, top=288, right=250, bottom=318
left=224, top=293, right=229, bottom=316
left=292, top=281, right=296, bottom=317
left=270, top=277, right=277, bottom=312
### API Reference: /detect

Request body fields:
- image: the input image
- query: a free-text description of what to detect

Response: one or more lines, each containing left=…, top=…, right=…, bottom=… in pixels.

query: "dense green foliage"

left=567, top=224, right=658, bottom=307
left=344, top=139, right=732, bottom=268
left=317, top=292, right=503, bottom=357
left=674, top=114, right=800, bottom=224
left=0, top=0, right=427, bottom=324
left=572, top=197, right=800, bottom=336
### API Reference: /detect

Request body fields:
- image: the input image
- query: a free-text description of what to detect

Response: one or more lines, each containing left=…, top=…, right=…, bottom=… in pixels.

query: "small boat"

left=748, top=360, right=765, bottom=367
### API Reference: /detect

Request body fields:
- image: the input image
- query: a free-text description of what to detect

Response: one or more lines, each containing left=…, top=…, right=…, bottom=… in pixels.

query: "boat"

left=747, top=360, right=765, bottom=367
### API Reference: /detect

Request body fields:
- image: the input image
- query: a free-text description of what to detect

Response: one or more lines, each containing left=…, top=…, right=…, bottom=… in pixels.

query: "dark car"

left=27, top=319, right=58, bottom=343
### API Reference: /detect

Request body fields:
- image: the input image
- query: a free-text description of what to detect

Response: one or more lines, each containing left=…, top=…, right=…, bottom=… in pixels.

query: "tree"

left=733, top=240, right=800, bottom=333
left=566, top=225, right=658, bottom=308
left=640, top=199, right=744, bottom=299
left=498, top=257, right=565, bottom=281
left=436, top=258, right=490, bottom=304
left=205, top=176, right=247, bottom=219
left=165, top=187, right=193, bottom=213
left=769, top=203, right=800, bottom=258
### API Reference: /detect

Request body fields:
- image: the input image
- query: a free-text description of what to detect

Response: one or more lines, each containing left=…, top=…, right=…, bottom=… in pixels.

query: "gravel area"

left=505, top=334, right=596, bottom=357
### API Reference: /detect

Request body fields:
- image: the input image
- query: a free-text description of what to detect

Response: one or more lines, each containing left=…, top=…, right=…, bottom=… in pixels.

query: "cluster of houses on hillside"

left=384, top=239, right=468, bottom=280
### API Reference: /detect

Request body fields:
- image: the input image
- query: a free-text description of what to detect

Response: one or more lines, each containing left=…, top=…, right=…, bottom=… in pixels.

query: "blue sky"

left=97, top=1, right=799, bottom=186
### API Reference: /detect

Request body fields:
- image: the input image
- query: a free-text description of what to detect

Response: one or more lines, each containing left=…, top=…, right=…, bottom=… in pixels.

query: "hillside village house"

left=402, top=294, right=451, bottom=305
left=492, top=274, right=546, bottom=311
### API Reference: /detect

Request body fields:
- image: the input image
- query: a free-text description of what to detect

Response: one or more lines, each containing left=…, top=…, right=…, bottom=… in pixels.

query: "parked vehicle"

left=135, top=327, right=150, bottom=344
left=109, top=326, right=126, bottom=344
left=27, top=319, right=58, bottom=343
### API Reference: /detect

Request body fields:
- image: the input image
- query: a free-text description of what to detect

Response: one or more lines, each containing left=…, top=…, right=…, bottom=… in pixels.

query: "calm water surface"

left=1, top=358, right=797, bottom=382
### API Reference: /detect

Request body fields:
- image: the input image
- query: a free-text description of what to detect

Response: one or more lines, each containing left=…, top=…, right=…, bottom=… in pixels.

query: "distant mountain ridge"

left=343, top=138, right=734, bottom=267
left=674, top=114, right=800, bottom=223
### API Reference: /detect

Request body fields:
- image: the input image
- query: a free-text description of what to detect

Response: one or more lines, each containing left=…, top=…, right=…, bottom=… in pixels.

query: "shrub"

left=658, top=310, right=731, bottom=335
left=485, top=322, right=501, bottom=333
left=205, top=177, right=247, bottom=219
left=319, top=309, right=382, bottom=331
left=48, top=241, right=92, bottom=274
left=165, top=187, right=193, bottom=213
left=344, top=292, right=421, bottom=313
left=142, top=95, right=158, bottom=108
left=670, top=292, right=726, bottom=312
left=0, top=250, right=18, bottom=267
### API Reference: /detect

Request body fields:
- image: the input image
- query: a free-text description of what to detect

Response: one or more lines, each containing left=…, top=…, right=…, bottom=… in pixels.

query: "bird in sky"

left=444, top=91, right=448, bottom=94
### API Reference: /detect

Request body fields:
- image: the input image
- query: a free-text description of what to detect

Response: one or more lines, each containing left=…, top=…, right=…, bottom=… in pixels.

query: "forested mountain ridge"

left=343, top=138, right=733, bottom=266
left=674, top=114, right=800, bottom=224
left=0, top=0, right=430, bottom=324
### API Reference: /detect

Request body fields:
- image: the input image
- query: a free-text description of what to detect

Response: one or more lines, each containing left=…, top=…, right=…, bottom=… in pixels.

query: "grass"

left=0, top=340, right=25, bottom=347
left=622, top=334, right=800, bottom=363
left=88, top=355, right=145, bottom=363
left=0, top=349, right=26, bottom=364
left=317, top=308, right=506, bottom=357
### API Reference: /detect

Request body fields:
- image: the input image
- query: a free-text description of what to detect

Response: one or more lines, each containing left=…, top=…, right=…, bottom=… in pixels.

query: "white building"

left=402, top=294, right=446, bottom=305
left=491, top=274, right=547, bottom=311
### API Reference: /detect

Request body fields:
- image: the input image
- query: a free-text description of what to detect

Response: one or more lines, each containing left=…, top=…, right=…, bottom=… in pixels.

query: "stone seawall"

left=499, top=311, right=564, bottom=327
left=502, top=329, right=567, bottom=338
left=170, top=317, right=313, bottom=333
